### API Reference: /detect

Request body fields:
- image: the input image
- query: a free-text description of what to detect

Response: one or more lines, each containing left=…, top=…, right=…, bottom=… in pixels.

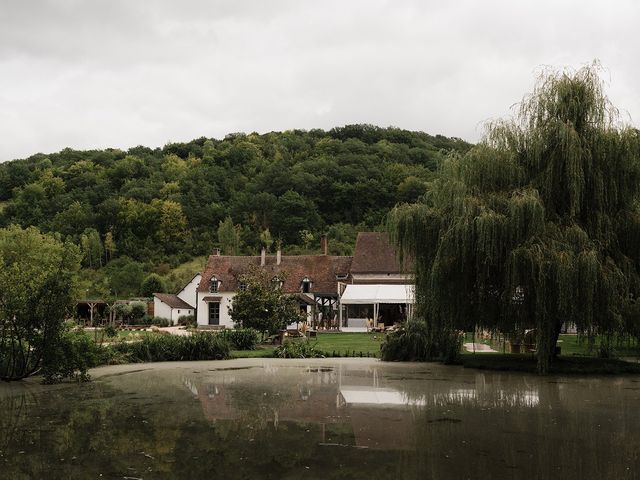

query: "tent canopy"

left=340, top=284, right=414, bottom=305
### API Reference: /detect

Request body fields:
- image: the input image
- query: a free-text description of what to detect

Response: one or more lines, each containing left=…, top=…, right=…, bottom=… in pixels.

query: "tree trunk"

left=536, top=319, right=562, bottom=374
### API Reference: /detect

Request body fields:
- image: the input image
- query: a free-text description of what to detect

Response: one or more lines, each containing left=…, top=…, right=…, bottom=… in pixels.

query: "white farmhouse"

left=194, top=233, right=413, bottom=331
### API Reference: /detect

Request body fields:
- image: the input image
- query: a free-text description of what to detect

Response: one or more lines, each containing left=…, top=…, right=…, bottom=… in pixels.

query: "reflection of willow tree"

left=408, top=378, right=639, bottom=480
left=389, top=64, right=640, bottom=373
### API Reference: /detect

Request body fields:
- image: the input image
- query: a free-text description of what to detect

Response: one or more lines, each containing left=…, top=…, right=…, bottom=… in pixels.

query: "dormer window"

left=209, top=275, right=220, bottom=293
left=301, top=276, right=312, bottom=293
left=272, top=276, right=284, bottom=290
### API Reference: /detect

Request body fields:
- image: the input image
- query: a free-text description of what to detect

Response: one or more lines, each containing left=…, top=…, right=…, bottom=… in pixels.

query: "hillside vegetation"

left=0, top=125, right=470, bottom=298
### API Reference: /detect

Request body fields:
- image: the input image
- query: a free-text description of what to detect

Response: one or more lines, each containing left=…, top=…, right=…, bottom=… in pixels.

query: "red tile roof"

left=199, top=254, right=352, bottom=295
left=154, top=293, right=194, bottom=309
left=350, top=232, right=402, bottom=274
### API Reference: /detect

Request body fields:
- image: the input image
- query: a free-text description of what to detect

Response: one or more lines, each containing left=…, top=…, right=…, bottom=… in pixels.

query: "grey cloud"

left=0, top=0, right=638, bottom=161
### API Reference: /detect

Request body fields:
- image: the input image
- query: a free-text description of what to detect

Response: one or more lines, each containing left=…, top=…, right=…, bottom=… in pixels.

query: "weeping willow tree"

left=389, top=64, right=640, bottom=373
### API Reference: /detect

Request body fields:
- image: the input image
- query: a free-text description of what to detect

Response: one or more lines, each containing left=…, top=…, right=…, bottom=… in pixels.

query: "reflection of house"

left=185, top=365, right=417, bottom=451
left=195, top=232, right=414, bottom=330
left=153, top=274, right=201, bottom=325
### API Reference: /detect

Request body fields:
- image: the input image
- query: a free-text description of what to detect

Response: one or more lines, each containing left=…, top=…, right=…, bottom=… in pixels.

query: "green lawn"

left=232, top=332, right=385, bottom=359
left=314, top=332, right=384, bottom=356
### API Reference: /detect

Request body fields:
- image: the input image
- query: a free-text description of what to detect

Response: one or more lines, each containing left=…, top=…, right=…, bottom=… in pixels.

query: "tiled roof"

left=154, top=293, right=194, bottom=309
left=350, top=232, right=402, bottom=274
left=199, top=254, right=352, bottom=295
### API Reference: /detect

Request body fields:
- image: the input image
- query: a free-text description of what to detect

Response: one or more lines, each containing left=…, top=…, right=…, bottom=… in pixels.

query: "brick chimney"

left=320, top=235, right=328, bottom=255
left=260, top=247, right=266, bottom=266
left=276, top=248, right=282, bottom=265
left=214, top=248, right=220, bottom=256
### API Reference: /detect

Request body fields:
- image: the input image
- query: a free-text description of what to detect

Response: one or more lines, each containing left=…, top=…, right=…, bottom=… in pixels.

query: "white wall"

left=153, top=298, right=193, bottom=325
left=154, top=298, right=172, bottom=321
left=171, top=307, right=194, bottom=325
left=196, top=291, right=235, bottom=328
left=177, top=274, right=201, bottom=308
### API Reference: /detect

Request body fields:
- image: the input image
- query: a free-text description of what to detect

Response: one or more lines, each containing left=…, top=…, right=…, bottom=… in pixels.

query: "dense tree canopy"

left=0, top=125, right=468, bottom=297
left=389, top=65, right=640, bottom=372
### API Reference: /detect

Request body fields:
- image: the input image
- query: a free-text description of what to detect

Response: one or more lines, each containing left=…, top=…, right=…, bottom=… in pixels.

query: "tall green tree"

left=80, top=228, right=104, bottom=268
left=217, top=216, right=241, bottom=255
left=389, top=64, right=640, bottom=373
left=0, top=225, right=81, bottom=381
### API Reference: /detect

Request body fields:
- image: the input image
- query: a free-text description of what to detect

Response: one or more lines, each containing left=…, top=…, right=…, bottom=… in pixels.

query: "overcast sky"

left=1, top=0, right=638, bottom=162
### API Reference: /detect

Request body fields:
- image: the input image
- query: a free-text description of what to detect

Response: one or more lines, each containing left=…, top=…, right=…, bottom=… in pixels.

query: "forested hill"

left=0, top=125, right=470, bottom=296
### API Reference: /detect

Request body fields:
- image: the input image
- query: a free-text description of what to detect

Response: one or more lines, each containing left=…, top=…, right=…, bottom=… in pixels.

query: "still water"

left=0, top=358, right=638, bottom=479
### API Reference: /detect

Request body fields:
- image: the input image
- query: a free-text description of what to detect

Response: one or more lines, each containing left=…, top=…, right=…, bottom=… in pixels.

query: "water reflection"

left=0, top=360, right=638, bottom=479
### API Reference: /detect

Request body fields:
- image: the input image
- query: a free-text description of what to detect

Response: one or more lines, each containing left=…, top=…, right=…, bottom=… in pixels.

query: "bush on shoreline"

left=273, top=341, right=324, bottom=358
left=222, top=328, right=260, bottom=350
left=109, top=332, right=230, bottom=363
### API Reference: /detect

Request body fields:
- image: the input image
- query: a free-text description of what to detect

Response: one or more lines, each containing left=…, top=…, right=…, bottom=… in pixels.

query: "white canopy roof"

left=340, top=284, right=414, bottom=304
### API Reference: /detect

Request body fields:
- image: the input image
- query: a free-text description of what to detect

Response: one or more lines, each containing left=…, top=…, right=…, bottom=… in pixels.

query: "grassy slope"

left=161, top=256, right=207, bottom=293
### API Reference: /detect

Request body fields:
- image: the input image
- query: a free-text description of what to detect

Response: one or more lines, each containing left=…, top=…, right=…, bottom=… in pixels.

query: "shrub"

left=104, top=324, right=118, bottom=338
left=273, top=340, right=324, bottom=358
left=114, top=303, right=133, bottom=322
left=177, top=315, right=196, bottom=327
left=41, top=327, right=106, bottom=383
left=381, top=321, right=431, bottom=362
left=222, top=328, right=260, bottom=350
left=151, top=316, right=170, bottom=327
left=110, top=332, right=230, bottom=363
left=130, top=301, right=147, bottom=319
left=381, top=321, right=463, bottom=363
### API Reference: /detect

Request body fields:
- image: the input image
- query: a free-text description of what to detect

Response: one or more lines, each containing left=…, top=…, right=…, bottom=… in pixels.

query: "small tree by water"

left=388, top=63, right=640, bottom=373
left=0, top=225, right=82, bottom=381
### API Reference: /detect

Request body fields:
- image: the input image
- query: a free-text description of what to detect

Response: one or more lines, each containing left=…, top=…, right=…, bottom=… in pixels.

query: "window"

left=178, top=310, right=181, bottom=315
left=209, top=302, right=220, bottom=325
left=239, top=281, right=247, bottom=292
left=210, top=275, right=219, bottom=293
left=301, top=276, right=311, bottom=293
left=272, top=276, right=284, bottom=290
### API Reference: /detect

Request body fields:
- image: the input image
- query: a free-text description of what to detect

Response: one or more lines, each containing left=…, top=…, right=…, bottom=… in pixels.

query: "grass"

left=161, top=256, right=207, bottom=292
left=314, top=332, right=384, bottom=356
left=231, top=332, right=384, bottom=359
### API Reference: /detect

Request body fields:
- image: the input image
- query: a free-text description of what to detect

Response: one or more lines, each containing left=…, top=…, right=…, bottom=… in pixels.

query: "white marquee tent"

left=340, top=284, right=414, bottom=305
left=339, top=284, right=414, bottom=330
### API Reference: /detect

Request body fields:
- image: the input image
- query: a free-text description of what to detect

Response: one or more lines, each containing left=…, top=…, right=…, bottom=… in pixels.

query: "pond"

left=0, top=358, right=638, bottom=479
